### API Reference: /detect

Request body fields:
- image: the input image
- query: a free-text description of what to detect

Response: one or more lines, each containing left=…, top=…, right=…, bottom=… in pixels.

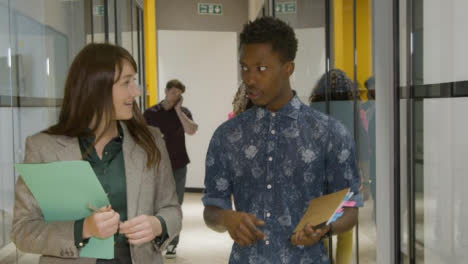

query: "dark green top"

left=73, top=124, right=167, bottom=251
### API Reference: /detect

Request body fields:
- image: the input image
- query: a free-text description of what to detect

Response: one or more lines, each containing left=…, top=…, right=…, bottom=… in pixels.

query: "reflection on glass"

left=91, top=0, right=107, bottom=43
left=398, top=0, right=410, bottom=262
left=276, top=0, right=376, bottom=262
left=404, top=0, right=468, bottom=263
left=0, top=0, right=13, bottom=253
left=309, top=68, right=377, bottom=263
left=0, top=0, right=86, bottom=262
left=107, top=0, right=117, bottom=44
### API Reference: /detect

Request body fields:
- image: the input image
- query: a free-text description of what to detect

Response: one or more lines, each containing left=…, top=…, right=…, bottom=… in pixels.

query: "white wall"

left=157, top=30, right=238, bottom=188
left=424, top=0, right=468, bottom=84
left=290, top=27, right=326, bottom=103
left=156, top=28, right=326, bottom=188
left=248, top=0, right=264, bottom=21
left=423, top=98, right=468, bottom=263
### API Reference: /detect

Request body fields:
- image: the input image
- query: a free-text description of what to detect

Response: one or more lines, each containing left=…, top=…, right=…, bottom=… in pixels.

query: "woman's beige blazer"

left=10, top=124, right=182, bottom=264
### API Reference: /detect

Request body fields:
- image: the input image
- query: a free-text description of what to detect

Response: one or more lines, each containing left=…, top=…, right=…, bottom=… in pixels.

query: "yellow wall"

left=334, top=0, right=355, bottom=80
left=144, top=0, right=158, bottom=107
left=356, top=0, right=372, bottom=98
left=334, top=0, right=372, bottom=100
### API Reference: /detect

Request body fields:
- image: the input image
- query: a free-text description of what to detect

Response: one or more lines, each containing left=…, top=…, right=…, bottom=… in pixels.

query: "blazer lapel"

left=55, top=136, right=82, bottom=161
left=121, top=123, right=145, bottom=218
left=52, top=125, right=145, bottom=218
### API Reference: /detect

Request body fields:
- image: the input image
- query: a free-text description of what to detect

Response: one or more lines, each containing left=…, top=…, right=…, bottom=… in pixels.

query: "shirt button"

left=267, top=184, right=272, bottom=189
left=268, top=157, right=273, bottom=161
left=105, top=152, right=108, bottom=155
left=265, top=240, right=270, bottom=245
left=271, top=113, right=276, bottom=117
left=271, top=130, right=275, bottom=135
left=266, top=212, right=271, bottom=217
left=79, top=242, right=84, bottom=247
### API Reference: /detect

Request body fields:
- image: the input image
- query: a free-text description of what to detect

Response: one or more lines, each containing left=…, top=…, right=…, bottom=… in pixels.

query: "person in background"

left=228, top=83, right=253, bottom=119
left=202, top=16, right=363, bottom=264
left=362, top=76, right=376, bottom=222
left=310, top=69, right=365, bottom=264
left=143, top=79, right=198, bottom=259
left=309, top=69, right=370, bottom=264
left=11, top=43, right=182, bottom=264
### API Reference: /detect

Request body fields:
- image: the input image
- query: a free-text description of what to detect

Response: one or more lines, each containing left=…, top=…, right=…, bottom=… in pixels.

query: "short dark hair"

left=239, top=16, right=298, bottom=62
left=166, top=79, right=186, bottom=93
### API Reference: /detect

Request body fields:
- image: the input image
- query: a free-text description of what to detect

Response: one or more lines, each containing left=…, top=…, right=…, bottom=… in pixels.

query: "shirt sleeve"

left=182, top=107, right=193, bottom=121
left=73, top=219, right=89, bottom=249
left=325, top=120, right=364, bottom=207
left=153, top=216, right=168, bottom=246
left=143, top=108, right=160, bottom=128
left=201, top=128, right=233, bottom=210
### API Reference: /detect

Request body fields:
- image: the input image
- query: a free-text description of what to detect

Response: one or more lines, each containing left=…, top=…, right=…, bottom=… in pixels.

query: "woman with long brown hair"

left=11, top=43, right=181, bottom=264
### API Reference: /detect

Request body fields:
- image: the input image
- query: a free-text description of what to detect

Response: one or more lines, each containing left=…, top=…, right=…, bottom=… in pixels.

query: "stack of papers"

left=294, top=188, right=354, bottom=232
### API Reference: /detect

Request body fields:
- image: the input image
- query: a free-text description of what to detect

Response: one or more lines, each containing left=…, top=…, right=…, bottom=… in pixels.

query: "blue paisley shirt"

left=202, top=95, right=363, bottom=264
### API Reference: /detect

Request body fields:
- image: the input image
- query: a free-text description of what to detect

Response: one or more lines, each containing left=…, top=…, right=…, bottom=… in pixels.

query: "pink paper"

left=343, top=201, right=356, bottom=207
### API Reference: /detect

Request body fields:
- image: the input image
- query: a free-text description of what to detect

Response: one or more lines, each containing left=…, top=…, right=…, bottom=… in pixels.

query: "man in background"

left=144, top=79, right=198, bottom=258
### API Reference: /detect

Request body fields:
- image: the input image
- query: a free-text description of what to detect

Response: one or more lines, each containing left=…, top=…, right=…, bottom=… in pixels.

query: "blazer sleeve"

left=10, top=135, right=81, bottom=259
left=151, top=128, right=183, bottom=251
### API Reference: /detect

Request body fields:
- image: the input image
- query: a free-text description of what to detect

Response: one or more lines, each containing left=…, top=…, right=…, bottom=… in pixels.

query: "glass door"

left=271, top=0, right=377, bottom=263
left=399, top=0, right=468, bottom=263
left=0, top=0, right=15, bottom=257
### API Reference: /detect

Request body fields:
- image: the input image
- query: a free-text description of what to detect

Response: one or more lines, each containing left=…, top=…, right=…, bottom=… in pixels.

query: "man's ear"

left=284, top=61, right=295, bottom=76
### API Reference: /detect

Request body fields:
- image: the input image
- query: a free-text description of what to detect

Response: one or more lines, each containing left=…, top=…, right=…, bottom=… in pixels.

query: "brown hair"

left=166, top=79, right=186, bottom=93
left=47, top=43, right=160, bottom=168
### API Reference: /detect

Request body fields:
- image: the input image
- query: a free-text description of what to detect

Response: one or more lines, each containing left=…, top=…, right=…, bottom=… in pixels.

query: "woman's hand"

left=83, top=205, right=120, bottom=239
left=119, top=215, right=162, bottom=245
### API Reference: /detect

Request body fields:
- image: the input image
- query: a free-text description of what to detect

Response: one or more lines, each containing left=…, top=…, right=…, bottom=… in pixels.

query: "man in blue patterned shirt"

left=202, top=17, right=363, bottom=264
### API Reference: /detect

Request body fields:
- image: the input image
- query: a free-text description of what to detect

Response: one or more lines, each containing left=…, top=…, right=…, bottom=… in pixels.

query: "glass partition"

left=399, top=0, right=468, bottom=263
left=273, top=0, right=377, bottom=263
left=0, top=0, right=14, bottom=256
left=0, top=1, right=144, bottom=263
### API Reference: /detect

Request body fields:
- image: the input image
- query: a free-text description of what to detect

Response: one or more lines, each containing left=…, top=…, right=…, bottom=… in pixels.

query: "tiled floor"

left=166, top=192, right=378, bottom=264
left=163, top=192, right=231, bottom=264
left=1, top=192, right=379, bottom=264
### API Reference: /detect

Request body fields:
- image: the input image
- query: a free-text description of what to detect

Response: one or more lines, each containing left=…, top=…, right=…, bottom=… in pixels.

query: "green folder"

left=15, top=160, right=113, bottom=259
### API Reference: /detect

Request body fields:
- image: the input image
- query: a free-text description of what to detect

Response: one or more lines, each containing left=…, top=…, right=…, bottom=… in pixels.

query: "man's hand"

left=290, top=223, right=330, bottom=246
left=119, top=215, right=162, bottom=245
left=83, top=205, right=120, bottom=239
left=174, top=96, right=184, bottom=111
left=223, top=211, right=266, bottom=246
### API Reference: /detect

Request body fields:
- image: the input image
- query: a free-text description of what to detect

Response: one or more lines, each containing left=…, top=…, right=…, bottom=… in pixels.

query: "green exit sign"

left=93, top=4, right=105, bottom=17
left=275, top=1, right=297, bottom=14
left=198, top=3, right=223, bottom=16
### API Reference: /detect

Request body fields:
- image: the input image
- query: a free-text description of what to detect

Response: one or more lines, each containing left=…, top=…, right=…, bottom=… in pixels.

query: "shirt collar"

left=256, top=90, right=302, bottom=120
left=80, top=122, right=124, bottom=145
